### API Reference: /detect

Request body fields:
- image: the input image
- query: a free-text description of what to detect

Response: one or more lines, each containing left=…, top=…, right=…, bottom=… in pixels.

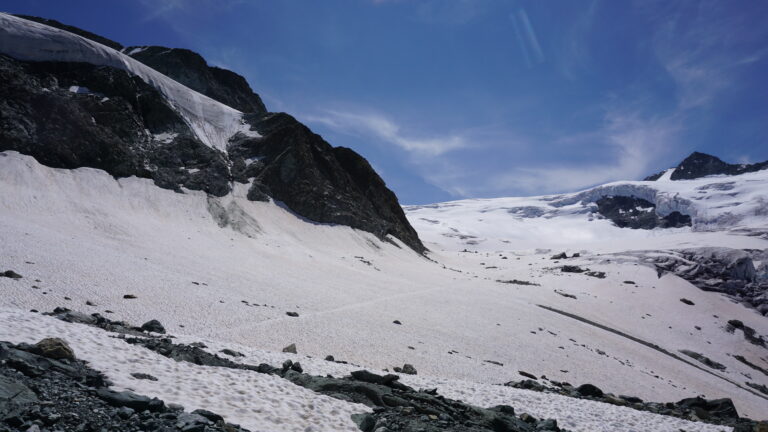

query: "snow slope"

left=0, top=13, right=258, bottom=150
left=2, top=151, right=767, bottom=425
left=0, top=308, right=736, bottom=432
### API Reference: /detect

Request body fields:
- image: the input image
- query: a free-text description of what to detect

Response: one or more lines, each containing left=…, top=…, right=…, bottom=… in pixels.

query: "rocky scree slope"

left=0, top=13, right=424, bottom=252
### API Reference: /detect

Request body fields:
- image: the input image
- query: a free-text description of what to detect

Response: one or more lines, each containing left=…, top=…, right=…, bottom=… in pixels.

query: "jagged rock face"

left=0, top=55, right=231, bottom=196
left=229, top=113, right=425, bottom=252
left=127, top=46, right=267, bottom=114
left=595, top=196, right=692, bottom=229
left=670, top=152, right=768, bottom=180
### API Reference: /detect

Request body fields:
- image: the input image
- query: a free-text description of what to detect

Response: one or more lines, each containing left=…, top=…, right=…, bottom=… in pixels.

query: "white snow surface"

left=0, top=308, right=733, bottom=432
left=0, top=13, right=259, bottom=150
left=405, top=169, right=768, bottom=252
left=2, top=152, right=768, bottom=429
left=0, top=308, right=366, bottom=432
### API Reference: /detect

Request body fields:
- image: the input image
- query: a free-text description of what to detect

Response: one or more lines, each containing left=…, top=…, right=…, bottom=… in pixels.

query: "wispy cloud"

left=424, top=110, right=682, bottom=198
left=304, top=110, right=467, bottom=156
left=643, top=0, right=768, bottom=110
left=511, top=8, right=544, bottom=67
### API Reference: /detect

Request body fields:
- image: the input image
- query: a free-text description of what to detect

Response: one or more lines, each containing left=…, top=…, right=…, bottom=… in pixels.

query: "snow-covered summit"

left=406, top=166, right=768, bottom=252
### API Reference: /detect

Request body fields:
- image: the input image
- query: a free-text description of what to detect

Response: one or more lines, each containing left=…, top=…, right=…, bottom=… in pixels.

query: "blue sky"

left=5, top=0, right=768, bottom=204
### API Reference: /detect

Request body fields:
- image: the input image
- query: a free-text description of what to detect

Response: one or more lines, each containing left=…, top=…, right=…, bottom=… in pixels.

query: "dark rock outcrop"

left=0, top=54, right=231, bottom=196
left=229, top=113, right=425, bottom=252
left=126, top=46, right=267, bottom=114
left=0, top=340, right=248, bottom=431
left=595, top=196, right=691, bottom=229
left=669, top=152, right=768, bottom=180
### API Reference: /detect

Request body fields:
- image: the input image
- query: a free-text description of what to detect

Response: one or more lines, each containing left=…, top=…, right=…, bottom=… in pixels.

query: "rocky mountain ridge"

left=0, top=13, right=424, bottom=252
left=645, top=152, right=768, bottom=181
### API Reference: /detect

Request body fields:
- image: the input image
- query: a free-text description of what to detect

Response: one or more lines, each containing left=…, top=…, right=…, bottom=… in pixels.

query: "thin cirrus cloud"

left=646, top=0, right=768, bottom=110
left=422, top=111, right=683, bottom=198
left=304, top=110, right=468, bottom=157
left=511, top=8, right=544, bottom=67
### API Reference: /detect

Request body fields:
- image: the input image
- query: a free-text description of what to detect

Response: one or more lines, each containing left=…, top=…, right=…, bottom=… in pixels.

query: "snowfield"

left=1, top=12, right=767, bottom=429
left=2, top=151, right=767, bottom=430
left=0, top=12, right=259, bottom=150
left=405, top=168, right=768, bottom=252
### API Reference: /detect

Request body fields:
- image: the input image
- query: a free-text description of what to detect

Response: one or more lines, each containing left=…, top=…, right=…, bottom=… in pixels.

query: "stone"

left=561, top=265, right=585, bottom=273
left=400, top=364, right=417, bottom=375
left=131, top=372, right=159, bottom=381
left=140, top=319, right=166, bottom=334
left=351, top=413, right=377, bottom=432
left=1, top=270, right=22, bottom=279
left=0, top=375, right=38, bottom=417
left=96, top=388, right=163, bottom=412
left=282, top=343, right=297, bottom=354
left=123, top=294, right=137, bottom=299
left=192, top=409, right=224, bottom=423
left=576, top=383, right=604, bottom=398
left=680, top=298, right=695, bottom=305
left=392, top=320, right=402, bottom=325
left=285, top=311, right=299, bottom=317
left=220, top=349, right=244, bottom=357
left=34, top=338, right=75, bottom=360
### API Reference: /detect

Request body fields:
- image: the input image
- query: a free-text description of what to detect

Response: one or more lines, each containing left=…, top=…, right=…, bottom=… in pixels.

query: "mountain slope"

left=2, top=151, right=767, bottom=426
left=0, top=13, right=423, bottom=252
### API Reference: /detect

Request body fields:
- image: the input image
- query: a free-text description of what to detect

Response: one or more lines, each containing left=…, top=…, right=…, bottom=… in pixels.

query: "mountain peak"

left=645, top=151, right=768, bottom=181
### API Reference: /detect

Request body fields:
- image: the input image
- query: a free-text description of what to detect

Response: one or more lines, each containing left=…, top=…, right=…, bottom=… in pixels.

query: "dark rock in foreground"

left=0, top=340, right=247, bottom=432
left=32, top=338, right=75, bottom=361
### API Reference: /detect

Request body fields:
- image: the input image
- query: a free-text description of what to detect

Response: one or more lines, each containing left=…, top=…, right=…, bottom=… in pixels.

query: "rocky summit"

left=645, top=151, right=768, bottom=181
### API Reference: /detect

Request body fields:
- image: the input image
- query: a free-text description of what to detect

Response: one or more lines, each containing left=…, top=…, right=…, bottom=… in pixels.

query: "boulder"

left=140, top=319, right=166, bottom=334
left=1, top=270, right=22, bottom=279
left=576, top=383, right=604, bottom=398
left=34, top=338, right=75, bottom=360
left=96, top=388, right=164, bottom=412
